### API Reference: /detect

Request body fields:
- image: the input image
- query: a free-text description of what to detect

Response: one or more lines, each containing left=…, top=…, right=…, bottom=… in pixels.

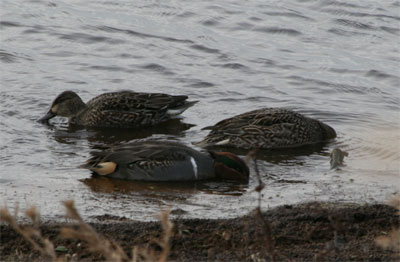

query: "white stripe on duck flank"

left=190, top=157, right=198, bottom=179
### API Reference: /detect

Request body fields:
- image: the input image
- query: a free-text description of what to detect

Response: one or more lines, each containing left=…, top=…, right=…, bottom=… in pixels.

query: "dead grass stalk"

left=1, top=201, right=173, bottom=262
left=375, top=193, right=400, bottom=252
left=247, top=149, right=275, bottom=262
left=0, top=205, right=62, bottom=261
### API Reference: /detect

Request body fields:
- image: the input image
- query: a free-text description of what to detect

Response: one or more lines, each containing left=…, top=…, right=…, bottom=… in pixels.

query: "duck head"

left=38, top=91, right=86, bottom=123
left=209, top=151, right=250, bottom=181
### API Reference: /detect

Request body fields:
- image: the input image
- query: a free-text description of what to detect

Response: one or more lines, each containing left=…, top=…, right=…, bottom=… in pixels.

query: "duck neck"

left=210, top=151, right=249, bottom=181
left=69, top=98, right=87, bottom=116
left=64, top=99, right=87, bottom=125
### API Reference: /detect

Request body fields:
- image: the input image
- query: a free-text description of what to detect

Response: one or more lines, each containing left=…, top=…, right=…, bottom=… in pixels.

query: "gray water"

left=1, top=0, right=399, bottom=221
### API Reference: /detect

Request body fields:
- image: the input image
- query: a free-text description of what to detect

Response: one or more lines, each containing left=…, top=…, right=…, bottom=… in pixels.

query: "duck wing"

left=80, top=91, right=196, bottom=127
left=86, top=91, right=190, bottom=111
left=199, top=108, right=334, bottom=149
left=82, top=141, right=212, bottom=181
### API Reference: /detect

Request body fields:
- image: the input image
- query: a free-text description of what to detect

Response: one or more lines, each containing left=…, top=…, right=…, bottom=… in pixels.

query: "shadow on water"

left=81, top=176, right=248, bottom=196
left=46, top=118, right=195, bottom=145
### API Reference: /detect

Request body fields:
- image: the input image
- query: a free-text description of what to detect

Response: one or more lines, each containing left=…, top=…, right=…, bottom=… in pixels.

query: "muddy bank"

left=1, top=202, right=399, bottom=262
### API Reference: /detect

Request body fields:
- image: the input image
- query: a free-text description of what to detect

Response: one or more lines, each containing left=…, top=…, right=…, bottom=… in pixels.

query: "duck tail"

left=192, top=140, right=209, bottom=147
left=167, top=100, right=198, bottom=116
left=192, top=138, right=230, bottom=148
left=79, top=160, right=117, bottom=176
left=79, top=159, right=96, bottom=169
left=319, top=122, right=337, bottom=139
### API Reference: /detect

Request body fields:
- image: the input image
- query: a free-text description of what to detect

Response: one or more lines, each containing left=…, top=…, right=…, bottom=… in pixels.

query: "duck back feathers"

left=74, top=91, right=194, bottom=127
left=82, top=141, right=215, bottom=181
left=197, top=108, right=336, bottom=149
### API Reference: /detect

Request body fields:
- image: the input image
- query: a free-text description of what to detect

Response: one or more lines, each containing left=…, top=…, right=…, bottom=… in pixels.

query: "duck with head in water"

left=81, top=141, right=249, bottom=182
left=195, top=108, right=336, bottom=149
left=38, top=90, right=197, bottom=128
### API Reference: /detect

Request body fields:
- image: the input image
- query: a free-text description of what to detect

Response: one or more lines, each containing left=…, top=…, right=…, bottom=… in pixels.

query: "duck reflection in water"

left=48, top=118, right=195, bottom=145
left=81, top=176, right=248, bottom=196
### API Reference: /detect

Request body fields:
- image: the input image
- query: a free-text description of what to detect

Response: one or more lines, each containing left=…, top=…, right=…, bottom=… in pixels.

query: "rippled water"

left=1, top=0, right=399, bottom=221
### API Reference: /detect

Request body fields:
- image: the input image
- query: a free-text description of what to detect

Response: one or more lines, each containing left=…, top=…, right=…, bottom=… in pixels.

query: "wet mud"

left=1, top=202, right=399, bottom=261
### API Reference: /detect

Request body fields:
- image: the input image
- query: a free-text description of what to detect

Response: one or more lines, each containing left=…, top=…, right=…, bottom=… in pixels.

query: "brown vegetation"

left=375, top=194, right=400, bottom=252
left=1, top=201, right=173, bottom=262
left=1, top=201, right=399, bottom=261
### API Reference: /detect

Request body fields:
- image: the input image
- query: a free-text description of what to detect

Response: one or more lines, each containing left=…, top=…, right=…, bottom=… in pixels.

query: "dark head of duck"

left=209, top=151, right=250, bottom=181
left=38, top=91, right=86, bottom=123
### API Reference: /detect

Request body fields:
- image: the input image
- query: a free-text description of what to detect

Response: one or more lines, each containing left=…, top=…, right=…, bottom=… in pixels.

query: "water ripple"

left=190, top=44, right=220, bottom=54
left=328, top=28, right=369, bottom=37
left=334, top=18, right=376, bottom=30
left=253, top=26, right=302, bottom=36
left=97, top=26, right=193, bottom=44
left=0, top=21, right=22, bottom=28
left=0, top=51, right=18, bottom=63
left=262, top=11, right=314, bottom=21
left=320, top=0, right=367, bottom=9
left=380, top=26, right=400, bottom=35
left=139, top=63, right=175, bottom=75
left=366, top=70, right=399, bottom=80
left=213, top=63, right=248, bottom=70
left=58, top=32, right=125, bottom=44
left=321, top=8, right=400, bottom=22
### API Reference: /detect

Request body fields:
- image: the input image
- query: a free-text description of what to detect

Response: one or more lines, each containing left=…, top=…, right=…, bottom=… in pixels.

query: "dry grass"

left=60, top=200, right=128, bottom=262
left=132, top=208, right=173, bottom=262
left=1, top=201, right=173, bottom=262
left=246, top=149, right=275, bottom=262
left=0, top=205, right=62, bottom=261
left=375, top=193, right=400, bottom=252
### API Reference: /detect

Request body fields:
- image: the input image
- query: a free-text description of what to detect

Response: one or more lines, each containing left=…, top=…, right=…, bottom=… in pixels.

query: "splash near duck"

left=38, top=90, right=197, bottom=128
left=81, top=141, right=249, bottom=182
left=196, top=108, right=336, bottom=149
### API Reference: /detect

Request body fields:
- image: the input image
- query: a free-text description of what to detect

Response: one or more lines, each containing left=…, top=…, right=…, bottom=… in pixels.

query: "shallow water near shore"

left=1, top=0, right=399, bottom=221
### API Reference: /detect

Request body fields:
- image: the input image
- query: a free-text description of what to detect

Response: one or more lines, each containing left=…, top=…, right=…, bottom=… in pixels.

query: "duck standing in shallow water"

left=38, top=90, right=197, bottom=128
left=195, top=108, right=336, bottom=149
left=81, top=141, right=249, bottom=182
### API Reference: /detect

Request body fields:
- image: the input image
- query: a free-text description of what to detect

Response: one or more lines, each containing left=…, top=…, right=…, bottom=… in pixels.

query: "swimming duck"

left=81, top=141, right=249, bottom=181
left=38, top=90, right=197, bottom=128
left=195, top=108, right=336, bottom=149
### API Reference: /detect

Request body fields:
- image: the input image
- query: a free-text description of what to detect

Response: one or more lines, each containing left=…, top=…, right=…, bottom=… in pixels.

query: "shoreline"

left=1, top=201, right=399, bottom=261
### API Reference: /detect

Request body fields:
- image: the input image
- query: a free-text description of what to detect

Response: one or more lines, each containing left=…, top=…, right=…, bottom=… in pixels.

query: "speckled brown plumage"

left=38, top=90, right=197, bottom=128
left=196, top=108, right=336, bottom=149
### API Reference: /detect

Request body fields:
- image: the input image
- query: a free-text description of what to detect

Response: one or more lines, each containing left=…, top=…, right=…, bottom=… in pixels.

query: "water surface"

left=1, top=0, right=399, bottom=221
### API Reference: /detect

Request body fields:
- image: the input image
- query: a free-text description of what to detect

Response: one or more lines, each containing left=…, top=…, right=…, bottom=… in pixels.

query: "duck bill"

left=37, top=110, right=56, bottom=123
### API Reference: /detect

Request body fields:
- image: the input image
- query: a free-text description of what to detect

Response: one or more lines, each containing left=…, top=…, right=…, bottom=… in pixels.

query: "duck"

left=195, top=108, right=337, bottom=149
left=81, top=140, right=249, bottom=182
left=38, top=90, right=197, bottom=128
